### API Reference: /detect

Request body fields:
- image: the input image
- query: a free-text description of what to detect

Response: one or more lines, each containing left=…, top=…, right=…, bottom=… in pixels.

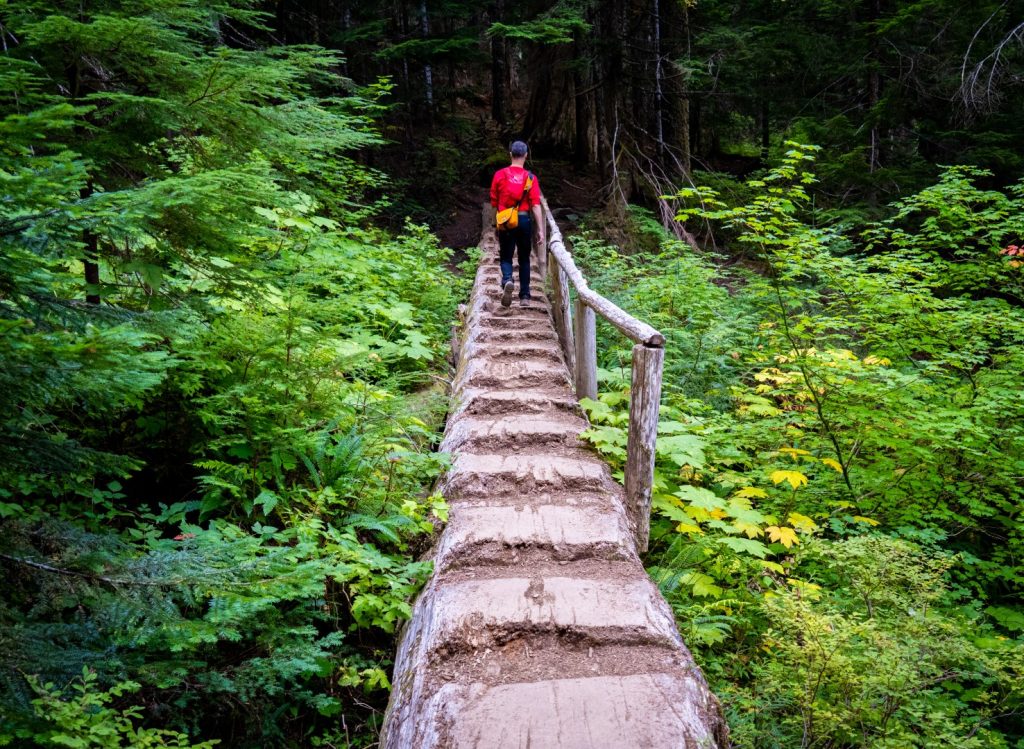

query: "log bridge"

left=380, top=202, right=728, bottom=748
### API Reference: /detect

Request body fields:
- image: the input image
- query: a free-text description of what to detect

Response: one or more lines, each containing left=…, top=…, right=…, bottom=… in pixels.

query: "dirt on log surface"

left=380, top=206, right=729, bottom=749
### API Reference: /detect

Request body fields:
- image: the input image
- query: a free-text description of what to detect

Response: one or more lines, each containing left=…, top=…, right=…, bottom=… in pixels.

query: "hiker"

left=490, top=140, right=545, bottom=308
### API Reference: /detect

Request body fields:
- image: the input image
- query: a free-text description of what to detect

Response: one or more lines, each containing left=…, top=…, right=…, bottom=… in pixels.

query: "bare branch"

left=959, top=9, right=1024, bottom=117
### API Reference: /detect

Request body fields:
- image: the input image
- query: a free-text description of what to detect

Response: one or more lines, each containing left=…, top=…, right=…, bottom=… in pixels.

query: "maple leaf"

left=770, top=469, right=809, bottom=489
left=675, top=522, right=703, bottom=535
left=732, top=486, right=769, bottom=500
left=788, top=512, right=819, bottom=533
left=766, top=525, right=800, bottom=548
left=732, top=519, right=765, bottom=539
left=820, top=457, right=843, bottom=473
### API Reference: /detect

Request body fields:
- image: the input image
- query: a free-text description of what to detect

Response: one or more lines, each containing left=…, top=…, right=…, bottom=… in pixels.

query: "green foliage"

left=724, top=538, right=1024, bottom=748
left=0, top=1, right=467, bottom=745
left=574, top=147, right=1024, bottom=746
left=5, top=668, right=217, bottom=748
left=488, top=2, right=590, bottom=45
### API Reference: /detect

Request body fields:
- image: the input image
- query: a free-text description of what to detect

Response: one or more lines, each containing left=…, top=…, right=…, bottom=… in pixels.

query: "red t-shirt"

left=490, top=166, right=541, bottom=212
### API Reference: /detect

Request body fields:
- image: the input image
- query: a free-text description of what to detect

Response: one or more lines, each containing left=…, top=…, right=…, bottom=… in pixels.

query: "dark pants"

left=498, top=212, right=532, bottom=298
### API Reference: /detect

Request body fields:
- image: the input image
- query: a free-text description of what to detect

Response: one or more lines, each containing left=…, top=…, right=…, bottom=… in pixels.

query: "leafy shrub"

left=573, top=146, right=1024, bottom=746
left=0, top=1, right=467, bottom=745
left=4, top=668, right=217, bottom=748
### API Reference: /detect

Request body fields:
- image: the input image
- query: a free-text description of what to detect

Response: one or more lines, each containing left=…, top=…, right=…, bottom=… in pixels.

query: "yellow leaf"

left=821, top=457, right=843, bottom=473
left=829, top=500, right=855, bottom=509
left=863, top=355, right=891, bottom=366
left=852, top=515, right=880, bottom=526
left=759, top=560, right=786, bottom=574
left=709, top=508, right=728, bottom=520
left=788, top=512, right=819, bottom=533
left=655, top=492, right=685, bottom=507
left=766, top=525, right=800, bottom=548
left=733, top=486, right=769, bottom=500
left=770, top=469, right=809, bottom=490
left=779, top=447, right=810, bottom=458
left=685, top=505, right=711, bottom=523
left=732, top=519, right=764, bottom=539
left=675, top=522, right=704, bottom=534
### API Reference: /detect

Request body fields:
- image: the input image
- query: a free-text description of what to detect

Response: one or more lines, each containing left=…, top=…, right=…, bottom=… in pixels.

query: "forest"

left=1, top=0, right=1023, bottom=746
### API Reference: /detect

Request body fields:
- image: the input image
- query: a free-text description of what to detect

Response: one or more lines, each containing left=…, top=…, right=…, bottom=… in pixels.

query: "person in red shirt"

left=490, top=140, right=545, bottom=307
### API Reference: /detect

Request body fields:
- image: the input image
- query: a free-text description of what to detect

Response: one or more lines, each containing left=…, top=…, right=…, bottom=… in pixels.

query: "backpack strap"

left=517, top=172, right=534, bottom=211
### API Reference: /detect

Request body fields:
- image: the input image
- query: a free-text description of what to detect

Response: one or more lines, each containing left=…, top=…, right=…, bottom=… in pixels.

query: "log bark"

left=625, top=343, right=664, bottom=553
left=573, top=298, right=597, bottom=401
left=548, top=256, right=576, bottom=376
left=534, top=231, right=547, bottom=282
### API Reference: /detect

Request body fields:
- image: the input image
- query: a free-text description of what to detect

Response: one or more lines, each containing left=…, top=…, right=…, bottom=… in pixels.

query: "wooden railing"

left=541, top=198, right=665, bottom=553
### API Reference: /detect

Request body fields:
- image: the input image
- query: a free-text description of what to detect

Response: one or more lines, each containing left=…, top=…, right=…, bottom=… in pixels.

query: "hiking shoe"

left=501, top=280, right=514, bottom=307
left=519, top=297, right=530, bottom=308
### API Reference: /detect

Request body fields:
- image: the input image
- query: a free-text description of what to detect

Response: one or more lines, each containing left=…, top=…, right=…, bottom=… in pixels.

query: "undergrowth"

left=572, top=146, right=1024, bottom=747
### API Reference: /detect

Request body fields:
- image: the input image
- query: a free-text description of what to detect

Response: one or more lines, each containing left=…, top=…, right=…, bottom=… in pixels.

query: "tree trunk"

left=866, top=0, right=882, bottom=172
left=690, top=96, right=702, bottom=162
left=760, top=95, right=770, bottom=161
left=675, top=1, right=692, bottom=173
left=68, top=58, right=100, bottom=305
left=80, top=185, right=100, bottom=304
left=653, top=0, right=665, bottom=157
left=490, top=0, right=506, bottom=124
left=420, top=0, right=434, bottom=110
left=599, top=0, right=625, bottom=190
left=522, top=44, right=575, bottom=152
left=572, top=34, right=594, bottom=164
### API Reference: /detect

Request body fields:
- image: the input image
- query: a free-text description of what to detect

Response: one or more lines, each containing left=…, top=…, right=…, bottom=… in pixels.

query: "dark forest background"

left=292, top=0, right=1024, bottom=217
left=2, top=0, right=1023, bottom=746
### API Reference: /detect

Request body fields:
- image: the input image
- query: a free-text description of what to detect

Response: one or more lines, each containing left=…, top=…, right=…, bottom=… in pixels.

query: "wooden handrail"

left=542, top=197, right=665, bottom=553
left=543, top=198, right=665, bottom=347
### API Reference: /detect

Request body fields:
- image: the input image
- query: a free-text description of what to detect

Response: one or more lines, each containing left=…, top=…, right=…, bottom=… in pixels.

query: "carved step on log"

left=433, top=504, right=633, bottom=572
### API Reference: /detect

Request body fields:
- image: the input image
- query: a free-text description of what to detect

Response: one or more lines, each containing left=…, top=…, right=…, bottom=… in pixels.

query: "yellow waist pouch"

left=496, top=206, right=519, bottom=231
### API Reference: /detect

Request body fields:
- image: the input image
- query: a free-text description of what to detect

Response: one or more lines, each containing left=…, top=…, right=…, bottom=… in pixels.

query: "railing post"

left=535, top=232, right=547, bottom=281
left=548, top=253, right=575, bottom=375
left=625, top=343, right=665, bottom=553
left=559, top=266, right=575, bottom=375
left=573, top=298, right=597, bottom=401
left=547, top=255, right=563, bottom=357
